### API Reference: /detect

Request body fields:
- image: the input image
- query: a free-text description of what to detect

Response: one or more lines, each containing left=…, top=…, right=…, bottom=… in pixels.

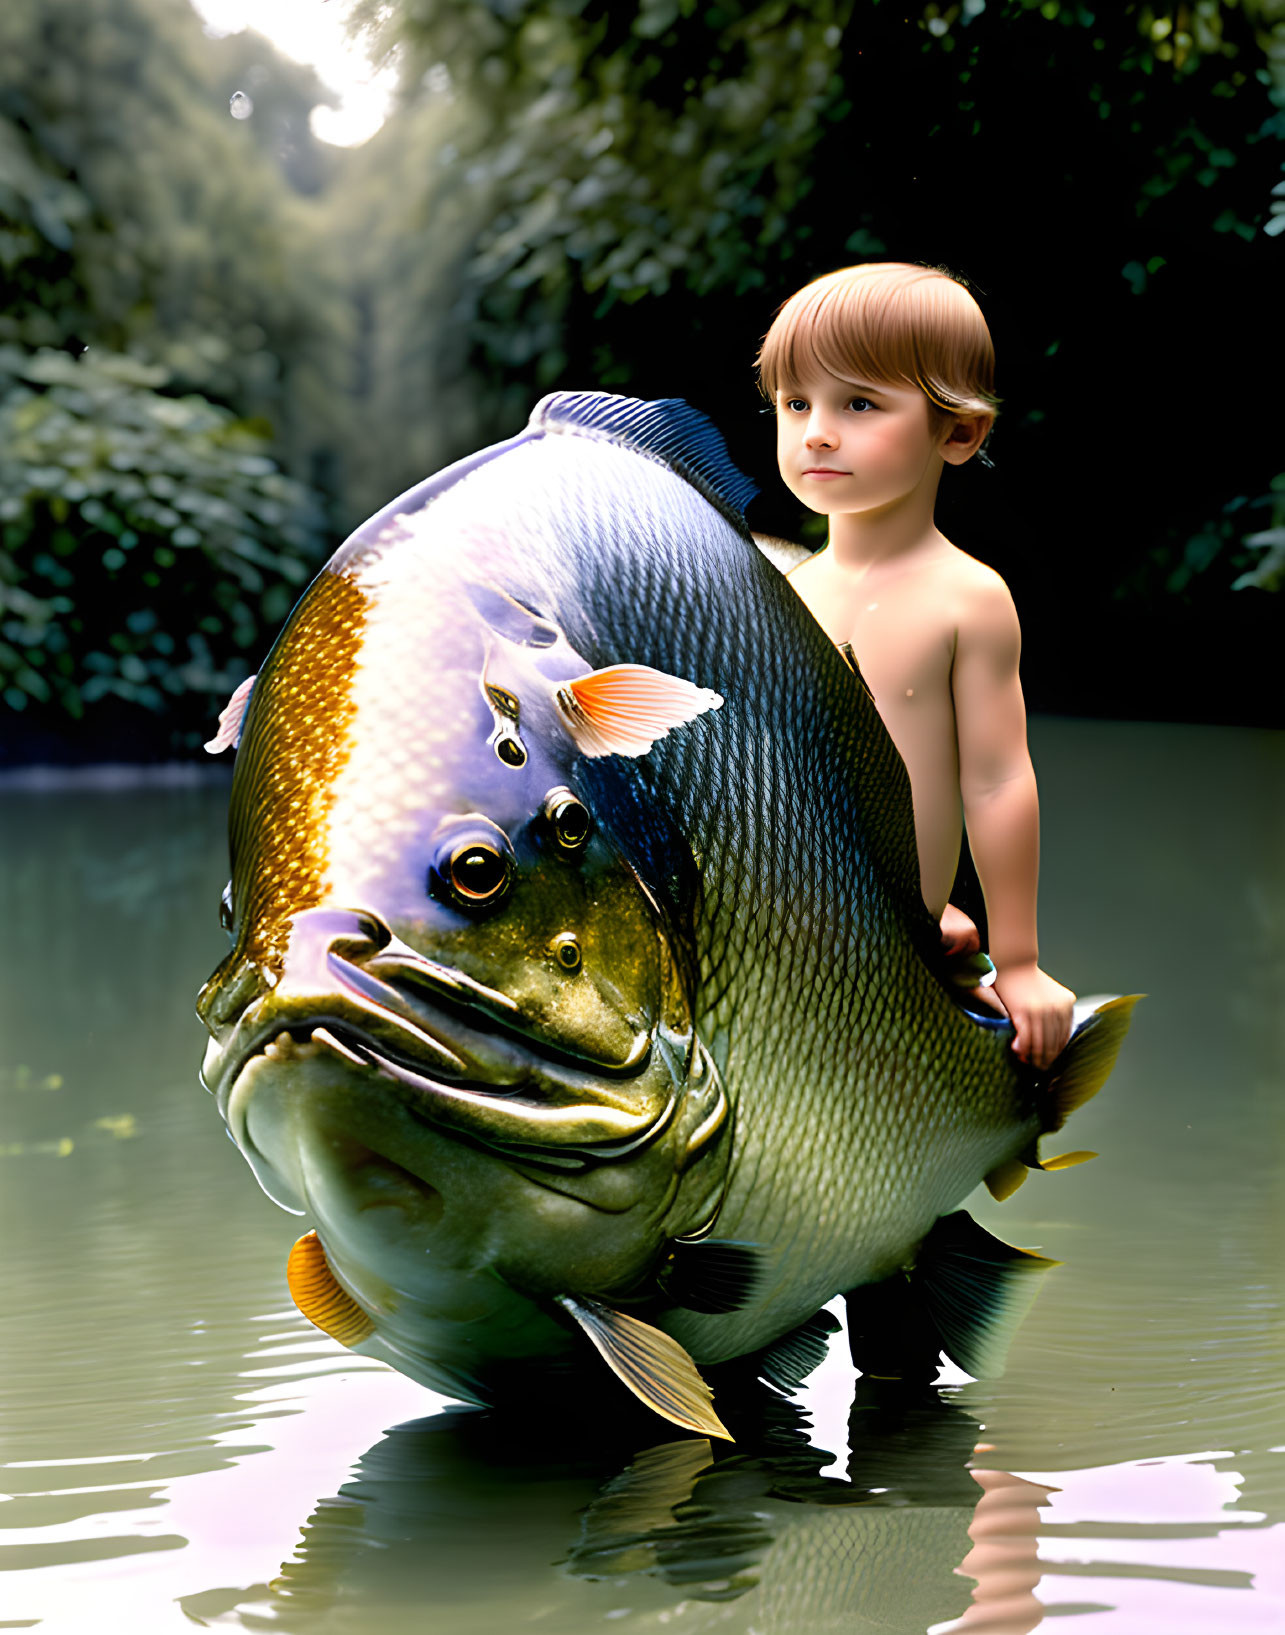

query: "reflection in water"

left=1, top=719, right=1283, bottom=1633
left=181, top=1383, right=1053, bottom=1635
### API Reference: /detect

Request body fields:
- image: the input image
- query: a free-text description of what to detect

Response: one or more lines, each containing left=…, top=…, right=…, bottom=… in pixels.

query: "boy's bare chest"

left=789, top=562, right=957, bottom=703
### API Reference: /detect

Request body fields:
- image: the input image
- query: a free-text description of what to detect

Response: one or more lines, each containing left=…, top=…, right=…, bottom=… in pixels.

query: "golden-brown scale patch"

left=229, top=570, right=367, bottom=972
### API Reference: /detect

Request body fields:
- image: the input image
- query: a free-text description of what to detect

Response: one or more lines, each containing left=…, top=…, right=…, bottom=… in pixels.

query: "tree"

left=0, top=0, right=348, bottom=757
left=0, top=346, right=322, bottom=732
left=341, top=0, right=1283, bottom=721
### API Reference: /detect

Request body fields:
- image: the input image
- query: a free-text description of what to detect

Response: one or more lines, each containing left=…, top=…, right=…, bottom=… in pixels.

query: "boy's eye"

left=848, top=397, right=874, bottom=412
left=785, top=398, right=809, bottom=413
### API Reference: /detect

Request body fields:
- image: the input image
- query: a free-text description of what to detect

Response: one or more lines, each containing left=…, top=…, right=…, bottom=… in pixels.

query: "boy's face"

left=774, top=367, right=952, bottom=521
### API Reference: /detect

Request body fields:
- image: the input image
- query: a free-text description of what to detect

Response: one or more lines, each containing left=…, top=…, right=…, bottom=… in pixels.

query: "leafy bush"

left=1138, top=475, right=1285, bottom=599
left=0, top=348, right=325, bottom=743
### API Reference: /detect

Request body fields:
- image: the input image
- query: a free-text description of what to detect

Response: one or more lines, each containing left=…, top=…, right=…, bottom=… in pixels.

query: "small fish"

left=197, top=393, right=1137, bottom=1438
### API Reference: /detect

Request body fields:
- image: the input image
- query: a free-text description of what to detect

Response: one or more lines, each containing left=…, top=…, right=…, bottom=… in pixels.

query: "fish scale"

left=571, top=424, right=1005, bottom=1327
left=199, top=393, right=1137, bottom=1436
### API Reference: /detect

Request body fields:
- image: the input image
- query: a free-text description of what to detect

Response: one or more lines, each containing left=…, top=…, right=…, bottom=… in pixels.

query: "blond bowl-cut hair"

left=756, top=262, right=999, bottom=427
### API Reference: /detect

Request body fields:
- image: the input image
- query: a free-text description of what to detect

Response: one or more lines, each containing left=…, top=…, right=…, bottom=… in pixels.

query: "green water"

left=1, top=717, right=1282, bottom=1634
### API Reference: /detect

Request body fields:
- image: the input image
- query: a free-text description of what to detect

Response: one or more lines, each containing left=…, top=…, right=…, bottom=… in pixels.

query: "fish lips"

left=205, top=953, right=684, bottom=1170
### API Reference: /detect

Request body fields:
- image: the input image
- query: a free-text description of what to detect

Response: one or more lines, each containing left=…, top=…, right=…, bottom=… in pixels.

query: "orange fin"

left=286, top=1229, right=374, bottom=1348
left=204, top=674, right=256, bottom=754
left=554, top=664, right=722, bottom=758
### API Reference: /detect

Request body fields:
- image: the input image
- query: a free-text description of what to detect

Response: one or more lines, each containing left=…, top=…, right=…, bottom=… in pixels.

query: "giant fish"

left=197, top=393, right=1136, bottom=1440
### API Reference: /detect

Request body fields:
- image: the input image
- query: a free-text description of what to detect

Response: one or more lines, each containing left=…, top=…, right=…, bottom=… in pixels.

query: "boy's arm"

left=952, top=577, right=1074, bottom=1068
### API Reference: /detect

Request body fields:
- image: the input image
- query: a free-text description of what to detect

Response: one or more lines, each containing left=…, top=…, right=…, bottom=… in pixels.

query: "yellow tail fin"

left=1047, top=994, right=1143, bottom=1131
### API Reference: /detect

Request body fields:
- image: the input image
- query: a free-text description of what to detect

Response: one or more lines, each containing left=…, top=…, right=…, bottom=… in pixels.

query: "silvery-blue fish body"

left=198, top=395, right=1134, bottom=1433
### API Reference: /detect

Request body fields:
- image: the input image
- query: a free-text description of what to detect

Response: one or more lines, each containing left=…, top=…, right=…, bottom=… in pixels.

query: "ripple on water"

left=0, top=727, right=1282, bottom=1633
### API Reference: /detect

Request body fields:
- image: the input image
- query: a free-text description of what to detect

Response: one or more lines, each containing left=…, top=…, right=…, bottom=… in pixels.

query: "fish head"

left=196, top=556, right=730, bottom=1388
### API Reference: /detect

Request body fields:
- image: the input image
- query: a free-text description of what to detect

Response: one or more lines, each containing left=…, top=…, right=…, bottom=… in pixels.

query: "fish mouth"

left=205, top=942, right=679, bottom=1166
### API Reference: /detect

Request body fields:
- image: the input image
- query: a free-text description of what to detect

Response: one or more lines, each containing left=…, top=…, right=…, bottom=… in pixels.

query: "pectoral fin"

left=555, top=664, right=723, bottom=758
left=912, top=1211, right=1058, bottom=1379
left=660, top=1237, right=768, bottom=1314
left=287, top=1230, right=374, bottom=1348
left=555, top=1294, right=732, bottom=1441
left=204, top=673, right=256, bottom=754
left=756, top=1308, right=841, bottom=1393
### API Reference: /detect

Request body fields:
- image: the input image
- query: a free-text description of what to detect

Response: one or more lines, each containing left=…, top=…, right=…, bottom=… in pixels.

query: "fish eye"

left=219, top=881, right=234, bottom=937
left=428, top=815, right=514, bottom=914
left=550, top=932, right=582, bottom=973
left=445, top=842, right=512, bottom=907
left=496, top=737, right=527, bottom=768
left=542, top=787, right=592, bottom=856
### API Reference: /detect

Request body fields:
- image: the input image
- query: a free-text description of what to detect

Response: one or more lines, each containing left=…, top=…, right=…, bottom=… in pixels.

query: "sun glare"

left=190, top=0, right=395, bottom=147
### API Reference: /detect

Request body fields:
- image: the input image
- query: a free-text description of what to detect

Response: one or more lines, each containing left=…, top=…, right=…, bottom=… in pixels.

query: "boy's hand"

left=991, top=964, right=1075, bottom=1069
left=939, top=902, right=982, bottom=956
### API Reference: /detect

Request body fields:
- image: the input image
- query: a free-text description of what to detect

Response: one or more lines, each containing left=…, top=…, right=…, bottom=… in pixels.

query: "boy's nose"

left=804, top=418, right=837, bottom=449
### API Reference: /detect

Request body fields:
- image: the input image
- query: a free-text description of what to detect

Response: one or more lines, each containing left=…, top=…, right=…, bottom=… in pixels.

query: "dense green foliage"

left=0, top=0, right=344, bottom=755
left=359, top=0, right=1280, bottom=315
left=344, top=0, right=1282, bottom=721
left=354, top=0, right=1282, bottom=569
left=312, top=94, right=491, bottom=524
left=0, top=347, right=321, bottom=723
left=0, top=0, right=345, bottom=435
left=0, top=0, right=1280, bottom=755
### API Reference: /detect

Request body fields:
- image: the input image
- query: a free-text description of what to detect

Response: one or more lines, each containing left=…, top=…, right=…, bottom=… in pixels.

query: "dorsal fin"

left=528, top=392, right=757, bottom=532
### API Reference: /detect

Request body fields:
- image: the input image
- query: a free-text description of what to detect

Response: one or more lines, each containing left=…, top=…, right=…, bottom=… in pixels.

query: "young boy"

left=758, top=262, right=1074, bottom=1069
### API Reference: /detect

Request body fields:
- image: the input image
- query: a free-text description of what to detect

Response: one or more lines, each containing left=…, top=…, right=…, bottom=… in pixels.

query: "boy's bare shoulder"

left=935, top=539, right=1010, bottom=597
left=928, top=542, right=1020, bottom=657
left=936, top=542, right=1018, bottom=628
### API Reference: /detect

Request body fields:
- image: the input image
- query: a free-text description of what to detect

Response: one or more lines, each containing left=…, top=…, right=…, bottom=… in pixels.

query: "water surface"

left=1, top=718, right=1282, bottom=1633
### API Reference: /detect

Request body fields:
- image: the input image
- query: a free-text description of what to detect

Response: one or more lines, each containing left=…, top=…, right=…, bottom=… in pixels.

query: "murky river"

left=2, top=716, right=1282, bottom=1634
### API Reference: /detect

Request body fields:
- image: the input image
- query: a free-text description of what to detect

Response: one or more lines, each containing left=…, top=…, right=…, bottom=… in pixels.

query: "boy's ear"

left=940, top=413, right=993, bottom=467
